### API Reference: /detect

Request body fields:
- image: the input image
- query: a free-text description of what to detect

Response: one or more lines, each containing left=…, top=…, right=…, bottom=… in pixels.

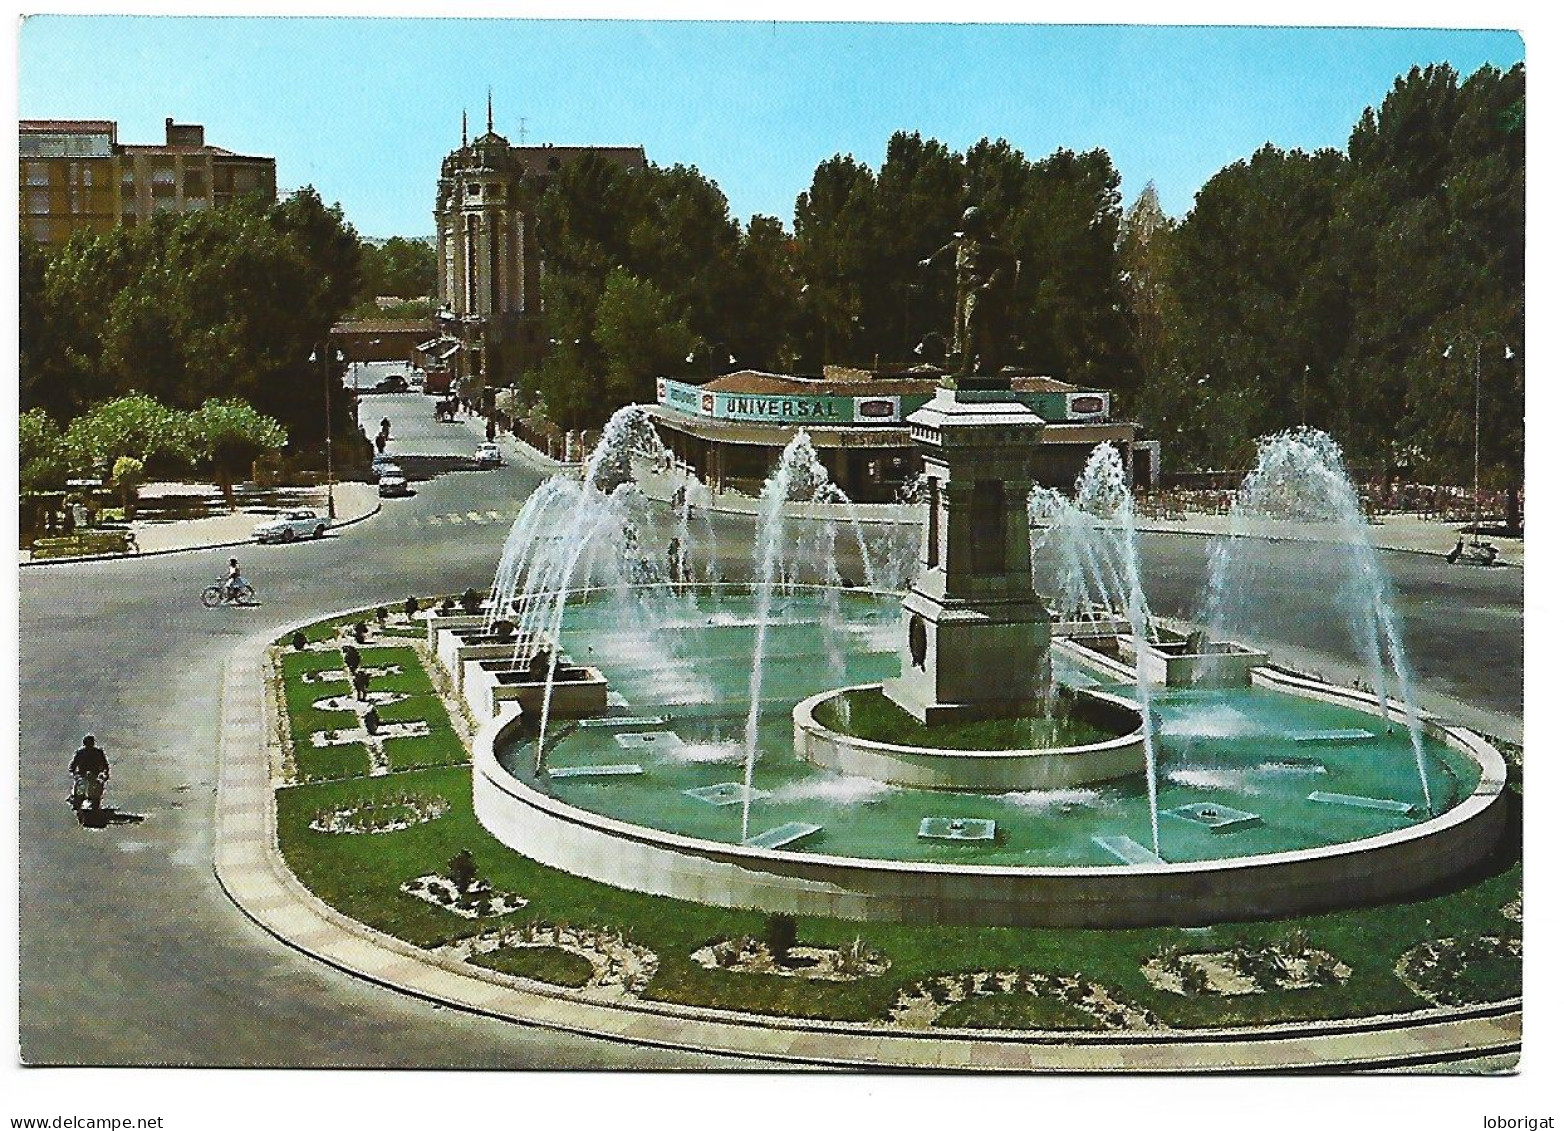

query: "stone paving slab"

left=212, top=628, right=1522, bottom=1072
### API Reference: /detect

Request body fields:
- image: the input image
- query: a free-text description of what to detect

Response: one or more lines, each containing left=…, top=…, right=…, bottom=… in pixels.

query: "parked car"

left=377, top=467, right=410, bottom=497
left=254, top=508, right=327, bottom=543
left=475, top=441, right=503, bottom=467
left=370, top=374, right=408, bottom=394
left=371, top=452, right=399, bottom=475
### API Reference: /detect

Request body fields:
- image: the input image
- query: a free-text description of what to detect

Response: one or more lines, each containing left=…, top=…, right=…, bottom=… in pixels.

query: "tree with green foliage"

left=1157, top=144, right=1346, bottom=469
left=593, top=268, right=695, bottom=408
left=184, top=398, right=289, bottom=508
left=61, top=393, right=189, bottom=481
left=110, top=455, right=146, bottom=518
left=350, top=236, right=436, bottom=316
left=19, top=408, right=67, bottom=495
left=24, top=187, right=361, bottom=454
left=1338, top=63, right=1524, bottom=515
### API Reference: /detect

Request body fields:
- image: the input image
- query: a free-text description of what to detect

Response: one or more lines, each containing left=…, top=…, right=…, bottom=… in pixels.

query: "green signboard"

left=655, top=377, right=1106, bottom=425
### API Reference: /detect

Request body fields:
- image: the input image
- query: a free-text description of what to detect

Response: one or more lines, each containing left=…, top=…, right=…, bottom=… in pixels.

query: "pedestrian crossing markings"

left=417, top=510, right=508, bottom=527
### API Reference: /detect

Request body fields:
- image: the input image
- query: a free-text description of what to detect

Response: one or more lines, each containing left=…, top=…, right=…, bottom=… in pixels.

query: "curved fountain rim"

left=794, top=682, right=1145, bottom=761
left=475, top=692, right=1507, bottom=880
left=492, top=579, right=907, bottom=605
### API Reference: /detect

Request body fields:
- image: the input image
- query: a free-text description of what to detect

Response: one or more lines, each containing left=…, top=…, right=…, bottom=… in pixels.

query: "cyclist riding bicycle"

left=224, top=558, right=248, bottom=601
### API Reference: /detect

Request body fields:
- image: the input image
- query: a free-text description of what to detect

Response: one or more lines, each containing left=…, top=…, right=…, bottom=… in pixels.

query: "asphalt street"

left=18, top=369, right=1523, bottom=1065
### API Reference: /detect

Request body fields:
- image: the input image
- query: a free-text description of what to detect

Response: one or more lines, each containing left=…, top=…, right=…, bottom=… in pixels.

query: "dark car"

left=372, top=374, right=409, bottom=394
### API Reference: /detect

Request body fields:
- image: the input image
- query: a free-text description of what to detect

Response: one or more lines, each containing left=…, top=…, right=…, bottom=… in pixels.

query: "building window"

left=25, top=162, right=50, bottom=186
left=183, top=168, right=206, bottom=198
left=24, top=188, right=50, bottom=214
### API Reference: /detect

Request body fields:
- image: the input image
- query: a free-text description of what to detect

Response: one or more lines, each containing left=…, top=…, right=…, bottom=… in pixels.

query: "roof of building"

left=119, top=143, right=268, bottom=160
left=20, top=119, right=117, bottom=133
left=507, top=144, right=647, bottom=174
left=331, top=319, right=438, bottom=334
left=694, top=368, right=1083, bottom=397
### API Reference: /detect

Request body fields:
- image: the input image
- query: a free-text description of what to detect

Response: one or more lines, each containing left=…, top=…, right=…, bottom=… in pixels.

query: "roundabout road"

left=19, top=394, right=755, bottom=1067
left=18, top=389, right=1522, bottom=1065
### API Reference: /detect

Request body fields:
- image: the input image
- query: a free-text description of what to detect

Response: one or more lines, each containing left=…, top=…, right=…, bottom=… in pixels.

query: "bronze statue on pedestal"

left=919, top=206, right=1020, bottom=384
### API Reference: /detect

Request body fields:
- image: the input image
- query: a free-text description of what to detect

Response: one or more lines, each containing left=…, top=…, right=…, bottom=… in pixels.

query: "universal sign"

left=658, top=377, right=878, bottom=424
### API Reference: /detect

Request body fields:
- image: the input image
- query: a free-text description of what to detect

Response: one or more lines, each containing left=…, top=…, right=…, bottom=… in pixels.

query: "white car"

left=475, top=442, right=503, bottom=467
left=254, top=508, right=327, bottom=543
left=377, top=467, right=410, bottom=497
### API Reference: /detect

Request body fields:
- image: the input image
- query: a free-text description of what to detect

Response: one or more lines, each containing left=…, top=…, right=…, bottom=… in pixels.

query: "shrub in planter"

left=405, top=596, right=420, bottom=618
left=448, top=849, right=479, bottom=894
left=439, top=597, right=455, bottom=614
left=353, top=620, right=369, bottom=644
left=460, top=588, right=481, bottom=616
left=343, top=645, right=362, bottom=672
left=1178, top=961, right=1210, bottom=995
left=364, top=707, right=381, bottom=735
left=375, top=606, right=388, bottom=624
left=492, top=619, right=516, bottom=643
left=291, top=631, right=307, bottom=651
left=763, top=912, right=797, bottom=962
left=354, top=669, right=372, bottom=700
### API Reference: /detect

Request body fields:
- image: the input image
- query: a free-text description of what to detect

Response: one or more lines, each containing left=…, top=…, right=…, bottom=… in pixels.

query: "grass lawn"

left=293, top=741, right=373, bottom=783
left=470, top=945, right=596, bottom=988
left=272, top=607, right=1523, bottom=1028
left=280, top=650, right=356, bottom=737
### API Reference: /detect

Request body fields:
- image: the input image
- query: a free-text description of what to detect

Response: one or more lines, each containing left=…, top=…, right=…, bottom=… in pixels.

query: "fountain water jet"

left=1201, top=428, right=1432, bottom=813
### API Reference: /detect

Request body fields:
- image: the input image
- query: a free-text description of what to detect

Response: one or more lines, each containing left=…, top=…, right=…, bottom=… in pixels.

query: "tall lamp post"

left=1443, top=334, right=1515, bottom=534
left=311, top=347, right=344, bottom=520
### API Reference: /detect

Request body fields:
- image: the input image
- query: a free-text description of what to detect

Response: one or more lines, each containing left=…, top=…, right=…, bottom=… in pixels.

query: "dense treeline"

left=20, top=186, right=362, bottom=452
left=18, top=63, right=1522, bottom=509
left=1134, top=62, right=1523, bottom=502
left=521, top=61, right=1521, bottom=511
left=347, top=235, right=436, bottom=317
left=519, top=134, right=1134, bottom=429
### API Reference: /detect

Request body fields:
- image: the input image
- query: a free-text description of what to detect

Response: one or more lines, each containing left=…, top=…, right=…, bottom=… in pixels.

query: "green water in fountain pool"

left=816, top=685, right=1119, bottom=750
left=494, top=590, right=1481, bottom=868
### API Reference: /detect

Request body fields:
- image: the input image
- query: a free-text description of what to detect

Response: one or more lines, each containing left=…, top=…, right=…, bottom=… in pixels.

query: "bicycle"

left=201, top=581, right=256, bottom=607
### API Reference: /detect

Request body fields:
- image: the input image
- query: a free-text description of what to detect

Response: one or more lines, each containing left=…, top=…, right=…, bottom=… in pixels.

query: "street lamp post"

left=311, top=347, right=342, bottom=520
left=685, top=343, right=737, bottom=380
left=1443, top=333, right=1514, bottom=535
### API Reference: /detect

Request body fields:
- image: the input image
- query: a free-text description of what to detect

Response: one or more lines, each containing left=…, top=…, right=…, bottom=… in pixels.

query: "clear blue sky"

left=18, top=17, right=1523, bottom=238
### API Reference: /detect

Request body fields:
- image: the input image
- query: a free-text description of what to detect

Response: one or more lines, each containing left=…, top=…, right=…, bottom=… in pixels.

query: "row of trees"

left=346, top=235, right=437, bottom=318
left=517, top=61, right=1521, bottom=512
left=519, top=134, right=1133, bottom=429
left=20, top=187, right=362, bottom=451
left=21, top=394, right=288, bottom=511
left=1128, top=62, right=1523, bottom=504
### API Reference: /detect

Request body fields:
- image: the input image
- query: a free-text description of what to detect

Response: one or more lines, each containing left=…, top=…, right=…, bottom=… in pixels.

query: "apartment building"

left=20, top=117, right=276, bottom=246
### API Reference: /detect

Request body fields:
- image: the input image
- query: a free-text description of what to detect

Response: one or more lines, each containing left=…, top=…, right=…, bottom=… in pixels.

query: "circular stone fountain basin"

left=472, top=587, right=1507, bottom=928
left=795, top=684, right=1145, bottom=792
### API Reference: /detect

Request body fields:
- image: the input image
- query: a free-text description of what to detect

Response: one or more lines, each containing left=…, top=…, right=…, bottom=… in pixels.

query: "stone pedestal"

left=882, top=387, right=1052, bottom=724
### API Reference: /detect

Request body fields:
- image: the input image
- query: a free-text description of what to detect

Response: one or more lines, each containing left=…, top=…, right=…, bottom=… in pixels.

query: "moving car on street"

left=475, top=441, right=503, bottom=467
left=253, top=509, right=327, bottom=543
left=377, top=465, right=410, bottom=497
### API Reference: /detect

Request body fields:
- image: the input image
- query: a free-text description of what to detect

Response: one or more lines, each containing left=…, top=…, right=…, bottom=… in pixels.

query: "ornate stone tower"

left=882, top=387, right=1052, bottom=724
